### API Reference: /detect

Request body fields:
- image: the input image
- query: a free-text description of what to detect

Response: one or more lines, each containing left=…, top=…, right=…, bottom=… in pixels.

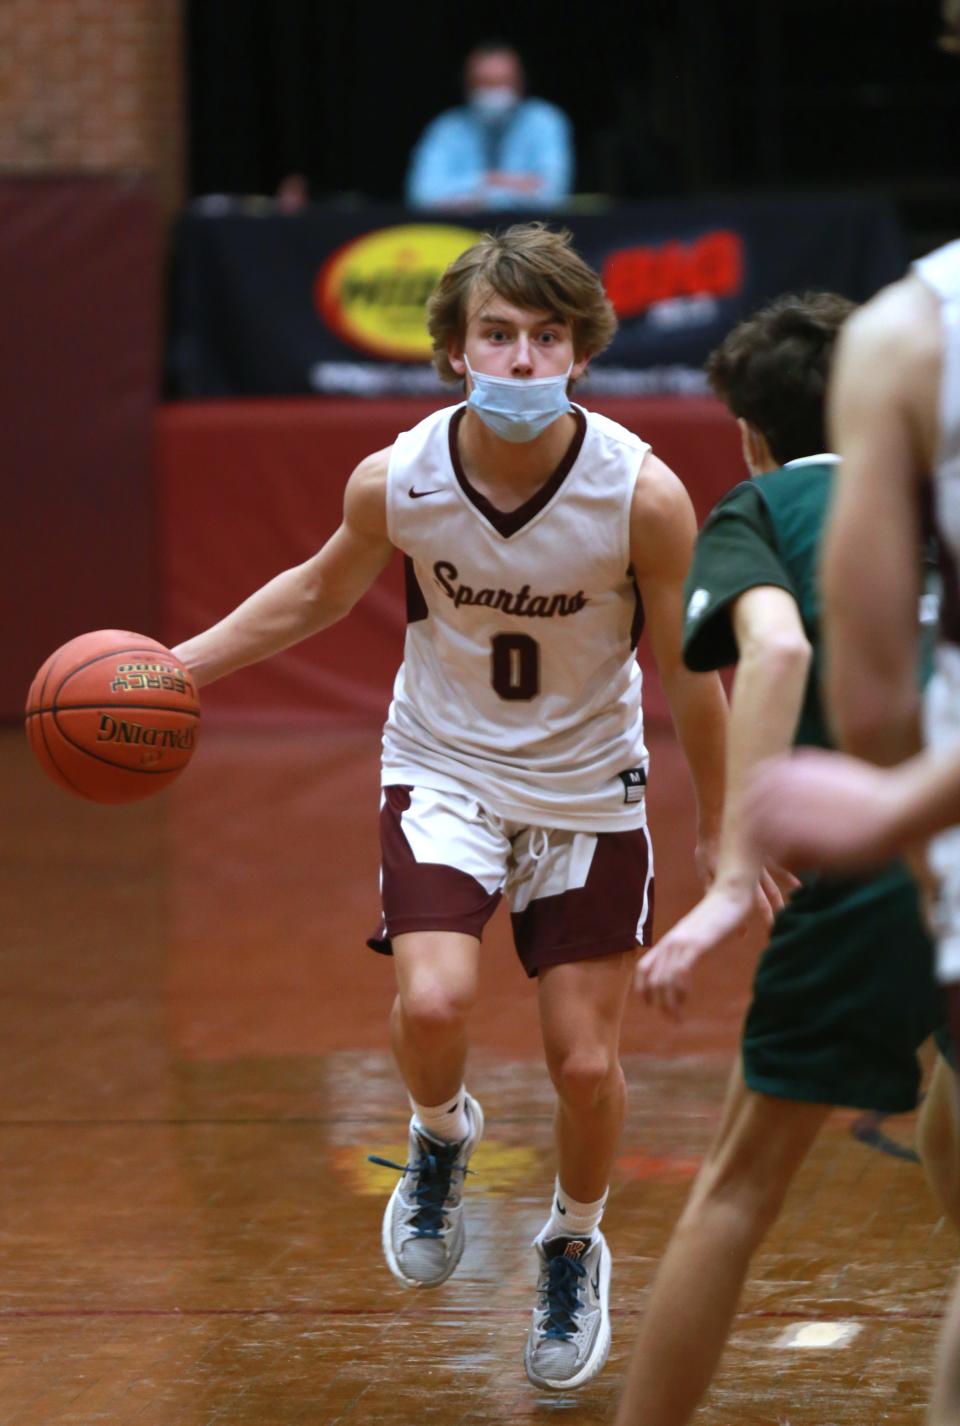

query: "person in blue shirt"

left=405, top=42, right=573, bottom=212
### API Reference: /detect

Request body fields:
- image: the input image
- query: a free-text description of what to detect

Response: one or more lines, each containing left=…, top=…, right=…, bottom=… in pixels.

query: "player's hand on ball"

left=637, top=881, right=756, bottom=1021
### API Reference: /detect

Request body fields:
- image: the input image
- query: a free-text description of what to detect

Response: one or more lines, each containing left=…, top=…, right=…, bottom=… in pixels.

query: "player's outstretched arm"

left=638, top=583, right=810, bottom=1020
left=747, top=743, right=960, bottom=874
left=173, top=449, right=395, bottom=688
left=629, top=456, right=727, bottom=879
left=823, top=280, right=938, bottom=764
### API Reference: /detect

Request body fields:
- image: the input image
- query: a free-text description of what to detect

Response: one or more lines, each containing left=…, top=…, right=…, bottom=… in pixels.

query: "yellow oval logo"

left=314, top=224, right=479, bottom=361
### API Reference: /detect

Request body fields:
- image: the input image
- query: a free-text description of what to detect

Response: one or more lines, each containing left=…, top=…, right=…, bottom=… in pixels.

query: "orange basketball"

left=24, top=629, right=201, bottom=804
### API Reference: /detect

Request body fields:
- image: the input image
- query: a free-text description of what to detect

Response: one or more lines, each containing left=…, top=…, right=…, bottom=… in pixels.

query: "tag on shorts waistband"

left=618, top=768, right=647, bottom=804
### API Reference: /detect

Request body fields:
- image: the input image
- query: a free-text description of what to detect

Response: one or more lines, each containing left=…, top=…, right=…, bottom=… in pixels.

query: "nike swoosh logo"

left=556, top=1203, right=566, bottom=1215
left=409, top=486, right=443, bottom=499
left=591, top=1265, right=601, bottom=1295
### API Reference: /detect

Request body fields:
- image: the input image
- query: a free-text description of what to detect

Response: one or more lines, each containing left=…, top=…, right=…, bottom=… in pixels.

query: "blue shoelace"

left=541, top=1254, right=587, bottom=1340
left=369, top=1138, right=473, bottom=1239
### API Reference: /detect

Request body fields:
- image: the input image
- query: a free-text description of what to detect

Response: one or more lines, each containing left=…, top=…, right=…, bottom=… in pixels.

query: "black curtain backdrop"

left=186, top=0, right=958, bottom=205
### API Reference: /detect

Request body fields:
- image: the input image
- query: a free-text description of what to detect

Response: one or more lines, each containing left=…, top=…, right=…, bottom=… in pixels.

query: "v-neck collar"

left=447, top=405, right=587, bottom=538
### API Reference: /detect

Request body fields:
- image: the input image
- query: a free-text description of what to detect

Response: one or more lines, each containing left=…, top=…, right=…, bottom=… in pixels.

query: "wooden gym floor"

left=2, top=721, right=955, bottom=1424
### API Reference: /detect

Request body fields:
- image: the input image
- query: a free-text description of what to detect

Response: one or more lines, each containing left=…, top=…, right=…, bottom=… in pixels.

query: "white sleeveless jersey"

left=381, top=403, right=651, bottom=831
left=914, top=242, right=960, bottom=977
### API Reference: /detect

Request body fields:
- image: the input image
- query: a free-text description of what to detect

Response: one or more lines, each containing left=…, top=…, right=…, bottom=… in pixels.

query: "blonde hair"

left=426, top=223, right=618, bottom=383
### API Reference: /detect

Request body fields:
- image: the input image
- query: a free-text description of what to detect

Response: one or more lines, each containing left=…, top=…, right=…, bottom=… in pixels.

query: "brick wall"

left=0, top=0, right=184, bottom=214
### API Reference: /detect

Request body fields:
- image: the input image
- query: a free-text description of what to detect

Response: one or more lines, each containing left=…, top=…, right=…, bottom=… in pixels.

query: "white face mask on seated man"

left=464, top=356, right=573, bottom=443
left=469, top=85, right=519, bottom=121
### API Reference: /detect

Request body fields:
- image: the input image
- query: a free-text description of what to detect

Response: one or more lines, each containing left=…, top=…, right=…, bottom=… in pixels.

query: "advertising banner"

left=168, top=196, right=904, bottom=399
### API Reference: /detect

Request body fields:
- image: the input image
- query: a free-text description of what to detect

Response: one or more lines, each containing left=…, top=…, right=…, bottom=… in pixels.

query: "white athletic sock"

left=542, top=1177, right=608, bottom=1240
left=410, top=1088, right=471, bottom=1143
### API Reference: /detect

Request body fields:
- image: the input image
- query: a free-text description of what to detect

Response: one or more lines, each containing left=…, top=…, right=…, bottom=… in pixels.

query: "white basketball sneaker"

left=524, top=1230, right=612, bottom=1389
left=370, top=1092, right=484, bottom=1288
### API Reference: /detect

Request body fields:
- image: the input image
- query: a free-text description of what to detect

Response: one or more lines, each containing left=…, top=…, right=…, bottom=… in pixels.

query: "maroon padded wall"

left=1, top=176, right=160, bottom=720
left=156, top=396, right=744, bottom=728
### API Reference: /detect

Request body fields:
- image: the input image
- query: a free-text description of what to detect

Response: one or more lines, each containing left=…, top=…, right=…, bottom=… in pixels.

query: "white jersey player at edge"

left=172, top=223, right=735, bottom=1392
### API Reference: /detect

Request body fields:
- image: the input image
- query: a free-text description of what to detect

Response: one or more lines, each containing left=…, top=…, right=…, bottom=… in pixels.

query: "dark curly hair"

left=705, top=291, right=856, bottom=466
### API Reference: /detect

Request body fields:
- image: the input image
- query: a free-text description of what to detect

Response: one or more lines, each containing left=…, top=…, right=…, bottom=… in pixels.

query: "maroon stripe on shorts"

left=510, top=826, right=654, bottom=978
left=366, top=785, right=502, bottom=956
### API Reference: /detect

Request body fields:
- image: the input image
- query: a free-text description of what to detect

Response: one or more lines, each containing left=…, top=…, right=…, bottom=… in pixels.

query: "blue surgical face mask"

left=469, top=86, right=518, bottom=122
left=464, top=356, right=573, bottom=443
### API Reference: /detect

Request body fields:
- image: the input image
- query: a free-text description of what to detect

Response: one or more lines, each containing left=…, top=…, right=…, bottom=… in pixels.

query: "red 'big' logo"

left=602, top=230, right=744, bottom=319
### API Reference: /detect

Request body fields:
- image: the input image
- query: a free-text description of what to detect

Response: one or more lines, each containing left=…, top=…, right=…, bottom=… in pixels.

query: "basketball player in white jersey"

left=172, top=223, right=732, bottom=1391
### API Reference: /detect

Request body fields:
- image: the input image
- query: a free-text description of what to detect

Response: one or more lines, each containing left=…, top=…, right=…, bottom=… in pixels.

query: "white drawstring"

left=529, top=827, right=549, bottom=863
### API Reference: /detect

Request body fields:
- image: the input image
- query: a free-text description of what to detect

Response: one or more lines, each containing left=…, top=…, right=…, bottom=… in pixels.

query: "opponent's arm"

left=713, top=587, right=812, bottom=882
left=638, top=585, right=810, bottom=1019
left=173, top=449, right=395, bottom=687
left=630, top=456, right=727, bottom=878
left=823, top=281, right=939, bottom=764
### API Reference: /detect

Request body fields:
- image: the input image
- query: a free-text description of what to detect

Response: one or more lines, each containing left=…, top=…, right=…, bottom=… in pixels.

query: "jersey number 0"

left=490, top=633, right=540, bottom=701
